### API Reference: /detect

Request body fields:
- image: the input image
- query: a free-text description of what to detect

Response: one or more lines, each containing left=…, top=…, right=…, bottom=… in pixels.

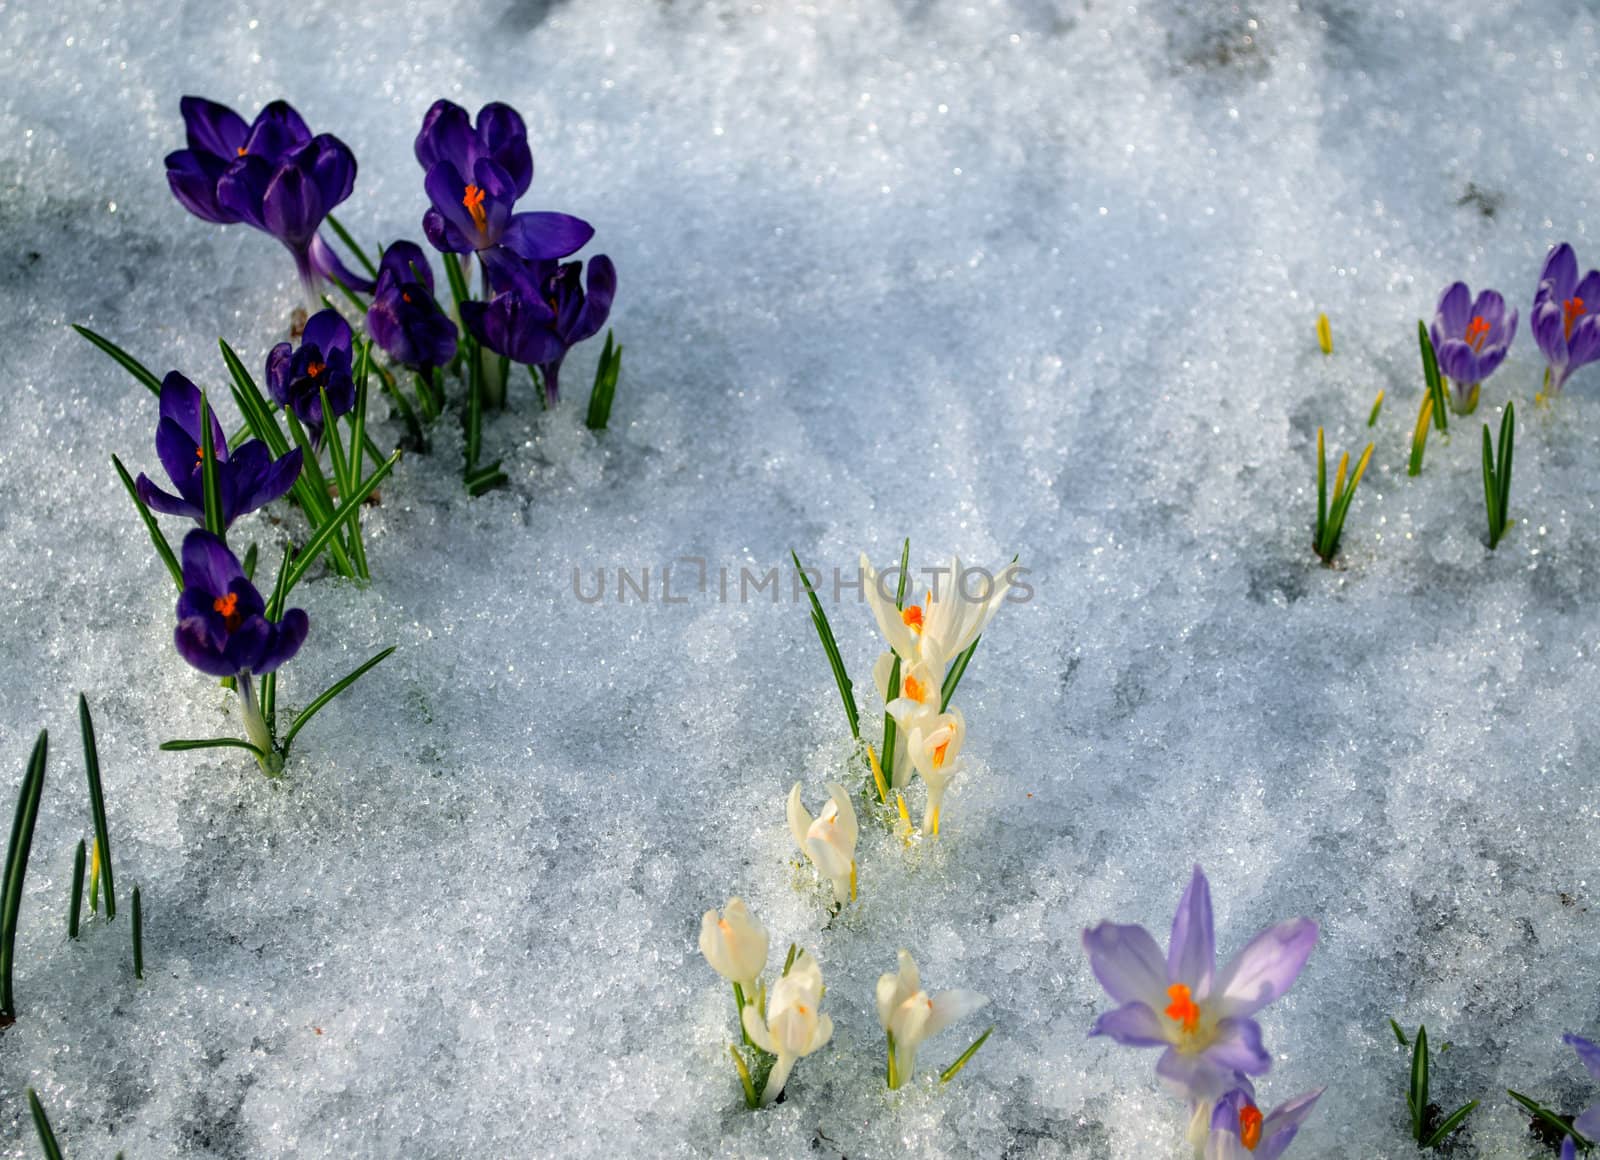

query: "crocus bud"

left=698, top=897, right=769, bottom=992
left=786, top=782, right=858, bottom=905
left=875, top=949, right=987, bottom=1087
left=741, top=950, right=832, bottom=1105
left=906, top=708, right=966, bottom=836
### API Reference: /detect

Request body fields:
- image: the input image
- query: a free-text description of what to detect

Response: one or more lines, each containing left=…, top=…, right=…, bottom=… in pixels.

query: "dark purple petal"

left=302, top=309, right=353, bottom=358
left=1568, top=314, right=1600, bottom=373
left=155, top=416, right=205, bottom=501
left=175, top=616, right=238, bottom=677
left=1435, top=339, right=1481, bottom=385
left=571, top=254, right=616, bottom=344
left=1541, top=244, right=1578, bottom=303
left=310, top=233, right=375, bottom=294
left=1574, top=271, right=1600, bottom=308
left=265, top=342, right=295, bottom=408
left=500, top=211, right=594, bottom=261
left=180, top=96, right=249, bottom=158
left=165, top=149, right=238, bottom=224
left=216, top=155, right=273, bottom=229
left=1083, top=921, right=1168, bottom=1008
left=1435, top=281, right=1471, bottom=341
left=223, top=616, right=271, bottom=674
left=415, top=99, right=474, bottom=173
left=1209, top=1088, right=1254, bottom=1135
left=1473, top=341, right=1511, bottom=381
left=377, top=240, right=435, bottom=293
left=1087, top=1001, right=1168, bottom=1047
left=243, top=100, right=312, bottom=163
left=307, top=135, right=357, bottom=213
left=1168, top=865, right=1216, bottom=995
left=479, top=101, right=532, bottom=195
left=423, top=161, right=483, bottom=251
left=181, top=529, right=244, bottom=595
left=1533, top=300, right=1569, bottom=367
left=262, top=160, right=325, bottom=248
left=234, top=446, right=302, bottom=516
left=1470, top=289, right=1507, bottom=330
left=1201, top=1017, right=1271, bottom=1075
left=136, top=474, right=201, bottom=520
left=255, top=608, right=309, bottom=674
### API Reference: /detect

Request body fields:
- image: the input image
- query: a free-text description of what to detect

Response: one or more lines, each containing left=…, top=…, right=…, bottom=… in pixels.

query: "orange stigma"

left=195, top=445, right=205, bottom=463
left=306, top=360, right=325, bottom=379
left=1465, top=315, right=1491, bottom=351
left=903, top=673, right=927, bottom=702
left=901, top=604, right=924, bottom=632
left=1164, top=983, right=1200, bottom=1034
left=1239, top=1105, right=1263, bottom=1150
left=212, top=591, right=241, bottom=631
left=401, top=291, right=413, bottom=304
left=236, top=146, right=247, bottom=157
left=1566, top=296, right=1586, bottom=339
left=932, top=737, right=951, bottom=768
left=462, top=184, right=488, bottom=231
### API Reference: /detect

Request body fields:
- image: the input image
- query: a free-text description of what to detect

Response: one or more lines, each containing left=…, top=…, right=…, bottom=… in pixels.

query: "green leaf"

left=160, top=737, right=267, bottom=758
left=241, top=542, right=259, bottom=581
left=782, top=942, right=798, bottom=977
left=1410, top=1025, right=1430, bottom=1142
left=1497, top=402, right=1515, bottom=535
left=1507, top=1090, right=1591, bottom=1149
left=73, top=324, right=163, bottom=395
left=320, top=387, right=368, bottom=582
left=1419, top=321, right=1448, bottom=432
left=219, top=340, right=292, bottom=457
left=886, top=1029, right=900, bottom=1090
left=1368, top=390, right=1386, bottom=427
left=131, top=884, right=143, bottom=980
left=791, top=549, right=859, bottom=739
left=280, top=646, right=397, bottom=751
left=940, top=1025, right=994, bottom=1084
left=465, top=461, right=507, bottom=496
left=1422, top=1100, right=1477, bottom=1149
left=200, top=391, right=225, bottom=537
left=324, top=213, right=379, bottom=280
left=28, top=1089, right=64, bottom=1160
left=278, top=449, right=400, bottom=595
left=729, top=1045, right=758, bottom=1108
left=79, top=695, right=115, bottom=920
left=67, top=838, right=85, bottom=939
left=941, top=637, right=980, bottom=712
left=2, top=731, right=48, bottom=1019
left=1482, top=423, right=1501, bottom=548
left=1315, top=427, right=1328, bottom=546
left=585, top=330, right=623, bottom=430
left=1389, top=1018, right=1410, bottom=1048
left=110, top=455, right=183, bottom=591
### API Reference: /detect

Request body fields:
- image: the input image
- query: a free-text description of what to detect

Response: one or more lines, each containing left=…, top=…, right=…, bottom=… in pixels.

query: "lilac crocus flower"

left=164, top=97, right=369, bottom=301
left=1562, top=1034, right=1600, bottom=1144
left=1082, top=865, right=1318, bottom=1103
left=366, top=241, right=458, bottom=372
left=174, top=530, right=308, bottom=681
left=135, top=373, right=302, bottom=528
left=461, top=254, right=616, bottom=405
left=265, top=309, right=355, bottom=442
left=1203, top=1086, right=1324, bottom=1159
left=1430, top=282, right=1516, bottom=414
left=1532, top=244, right=1600, bottom=396
left=414, top=100, right=534, bottom=199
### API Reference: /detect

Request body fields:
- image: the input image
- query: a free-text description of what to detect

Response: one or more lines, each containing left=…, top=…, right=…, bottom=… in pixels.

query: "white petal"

left=824, top=782, right=859, bottom=850
left=925, top=988, right=988, bottom=1038
left=786, top=782, right=812, bottom=851
left=742, top=1005, right=776, bottom=1055
left=805, top=1013, right=834, bottom=1055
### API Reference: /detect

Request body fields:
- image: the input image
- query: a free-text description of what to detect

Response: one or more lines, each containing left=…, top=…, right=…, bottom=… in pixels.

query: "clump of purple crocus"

left=136, top=373, right=302, bottom=528
left=366, top=241, right=458, bottom=374
left=266, top=309, right=355, bottom=443
left=174, top=530, right=307, bottom=760
left=416, top=99, right=593, bottom=279
left=462, top=253, right=616, bottom=405
left=1082, top=865, right=1318, bottom=1103
left=1532, top=244, right=1600, bottom=397
left=164, top=97, right=368, bottom=303
left=1430, top=282, right=1516, bottom=414
left=1202, top=1085, right=1324, bottom=1159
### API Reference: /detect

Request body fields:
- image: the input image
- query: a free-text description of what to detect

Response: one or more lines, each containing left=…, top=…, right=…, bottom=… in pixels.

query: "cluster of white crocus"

left=787, top=782, right=858, bottom=906
left=876, top=949, right=989, bottom=1088
left=699, top=897, right=832, bottom=1107
left=862, top=552, right=1017, bottom=834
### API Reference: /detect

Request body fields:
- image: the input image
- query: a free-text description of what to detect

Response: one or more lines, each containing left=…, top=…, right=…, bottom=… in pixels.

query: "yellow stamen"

left=1316, top=312, right=1332, bottom=355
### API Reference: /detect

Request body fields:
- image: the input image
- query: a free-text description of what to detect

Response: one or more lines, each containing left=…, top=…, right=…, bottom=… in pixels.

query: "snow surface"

left=2, top=0, right=1600, bottom=1155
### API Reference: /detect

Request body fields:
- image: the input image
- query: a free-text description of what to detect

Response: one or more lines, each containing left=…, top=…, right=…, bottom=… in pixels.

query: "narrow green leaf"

left=131, top=884, right=143, bottom=980
left=1507, top=1090, right=1591, bottom=1149
left=465, top=461, right=507, bottom=496
left=159, top=737, right=266, bottom=757
left=79, top=695, right=115, bottom=920
left=1422, top=1100, right=1478, bottom=1148
left=110, top=455, right=183, bottom=591
left=68, top=838, right=85, bottom=939
left=280, top=646, right=397, bottom=751
left=199, top=391, right=225, bottom=537
left=219, top=340, right=292, bottom=457
left=791, top=550, right=859, bottom=739
left=264, top=541, right=293, bottom=633
left=940, top=1025, right=994, bottom=1084
left=941, top=637, right=980, bottom=712
left=280, top=451, right=402, bottom=596
left=1315, top=427, right=1328, bottom=547
left=73, top=324, right=162, bottom=395
left=585, top=330, right=623, bottom=430
left=1411, top=1025, right=1430, bottom=1142
left=1497, top=402, right=1515, bottom=534
left=1420, top=321, right=1448, bottom=432
left=729, top=1045, right=758, bottom=1108
left=281, top=409, right=361, bottom=580
left=782, top=942, right=798, bottom=976
left=1482, top=424, right=1501, bottom=548
left=2, top=731, right=48, bottom=1019
left=1389, top=1018, right=1409, bottom=1048
left=241, top=542, right=259, bottom=581
left=886, top=1029, right=899, bottom=1090
left=320, top=387, right=368, bottom=581
left=27, top=1089, right=63, bottom=1160
left=1368, top=389, right=1386, bottom=427
left=324, top=213, right=379, bottom=279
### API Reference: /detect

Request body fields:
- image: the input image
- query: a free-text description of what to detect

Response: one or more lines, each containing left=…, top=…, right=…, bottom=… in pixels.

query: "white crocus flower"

left=875, top=949, right=988, bottom=1087
left=861, top=552, right=922, bottom=662
left=873, top=652, right=945, bottom=788
left=787, top=782, right=859, bottom=903
left=906, top=708, right=966, bottom=836
left=742, top=949, right=833, bottom=1105
left=698, top=897, right=769, bottom=993
left=919, top=555, right=1019, bottom=664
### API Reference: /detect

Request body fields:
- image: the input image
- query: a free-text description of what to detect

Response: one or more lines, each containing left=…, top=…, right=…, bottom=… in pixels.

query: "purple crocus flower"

left=461, top=254, right=616, bottom=405
left=366, top=241, right=458, bottom=372
left=415, top=100, right=534, bottom=199
left=421, top=157, right=593, bottom=271
left=164, top=97, right=369, bottom=300
left=1532, top=244, right=1600, bottom=396
left=265, top=309, right=355, bottom=442
left=174, top=530, right=307, bottom=680
left=1082, top=865, right=1318, bottom=1102
left=1430, top=282, right=1516, bottom=414
left=1204, top=1086, right=1324, bottom=1159
left=135, top=373, right=302, bottom=528
left=1562, top=1034, right=1600, bottom=1143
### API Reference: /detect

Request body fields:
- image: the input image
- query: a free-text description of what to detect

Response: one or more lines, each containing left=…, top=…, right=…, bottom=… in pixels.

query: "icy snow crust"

left=1, top=0, right=1598, bottom=1155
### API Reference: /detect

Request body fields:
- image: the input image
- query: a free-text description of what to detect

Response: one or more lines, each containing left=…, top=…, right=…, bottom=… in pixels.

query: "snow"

left=1, top=0, right=1599, bottom=1155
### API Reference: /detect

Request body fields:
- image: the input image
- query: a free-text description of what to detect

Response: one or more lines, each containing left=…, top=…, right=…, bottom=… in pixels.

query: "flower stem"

left=236, top=674, right=283, bottom=776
